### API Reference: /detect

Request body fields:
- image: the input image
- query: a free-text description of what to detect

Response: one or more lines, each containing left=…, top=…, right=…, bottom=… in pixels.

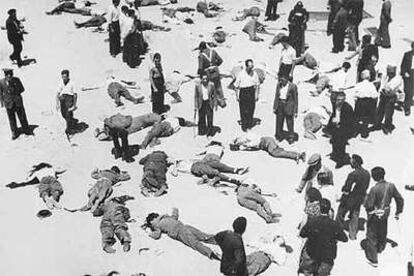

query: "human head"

left=371, top=166, right=385, bottom=182
left=127, top=9, right=135, bottom=17
left=3, top=68, right=13, bottom=80
left=245, top=59, right=254, bottom=72
left=7, top=9, right=16, bottom=18
left=145, top=212, right=160, bottom=230
left=198, top=41, right=207, bottom=52
left=306, top=187, right=322, bottom=203
left=121, top=5, right=129, bottom=14
left=280, top=36, right=289, bottom=48
left=200, top=73, right=209, bottom=85
left=295, top=1, right=304, bottom=9
left=229, top=142, right=240, bottom=151
left=232, top=216, right=247, bottom=234
left=61, top=69, right=70, bottom=83
left=369, top=55, right=378, bottom=66
left=153, top=53, right=161, bottom=66
left=342, top=62, right=351, bottom=72
left=362, top=34, right=372, bottom=46
left=113, top=0, right=120, bottom=7
left=320, top=198, right=331, bottom=215
left=386, top=65, right=397, bottom=78
left=335, top=91, right=346, bottom=108
left=351, top=154, right=363, bottom=168
left=111, top=166, right=121, bottom=174
left=278, top=75, right=288, bottom=87
left=361, top=70, right=370, bottom=81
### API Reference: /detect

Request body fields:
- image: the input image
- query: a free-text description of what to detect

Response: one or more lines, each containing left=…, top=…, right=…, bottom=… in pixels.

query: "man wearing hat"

left=6, top=9, right=24, bottom=67
left=372, top=65, right=403, bottom=134
left=0, top=68, right=32, bottom=139
left=298, top=153, right=333, bottom=194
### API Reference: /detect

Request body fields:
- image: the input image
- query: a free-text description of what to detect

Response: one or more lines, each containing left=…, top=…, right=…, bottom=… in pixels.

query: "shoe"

left=210, top=252, right=221, bottom=261
left=366, top=260, right=378, bottom=268
left=112, top=148, right=122, bottom=159
left=122, top=154, right=135, bottom=163
left=134, top=97, right=145, bottom=104
left=123, top=242, right=131, bottom=252
left=405, top=110, right=411, bottom=116
left=288, top=139, right=294, bottom=145
left=405, top=185, right=414, bottom=191
left=11, top=133, right=18, bottom=140
left=335, top=162, right=346, bottom=169
left=103, top=245, right=116, bottom=254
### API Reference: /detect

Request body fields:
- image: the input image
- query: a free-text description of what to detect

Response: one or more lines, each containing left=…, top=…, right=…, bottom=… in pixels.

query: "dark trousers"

left=278, top=63, right=293, bottom=81
left=152, top=91, right=165, bottom=114
left=336, top=201, right=361, bottom=240
left=109, top=21, right=121, bottom=56
left=109, top=128, right=129, bottom=156
left=198, top=100, right=214, bottom=136
left=330, top=126, right=350, bottom=163
left=355, top=98, right=377, bottom=138
left=239, top=87, right=256, bottom=131
left=59, top=94, right=75, bottom=132
left=404, top=73, right=414, bottom=113
left=275, top=101, right=294, bottom=141
left=10, top=41, right=23, bottom=65
left=6, top=103, right=29, bottom=135
left=300, top=248, right=333, bottom=276
left=375, top=20, right=390, bottom=48
left=265, top=0, right=278, bottom=19
left=376, top=95, right=396, bottom=130
left=332, top=28, right=346, bottom=51
left=362, top=216, right=388, bottom=264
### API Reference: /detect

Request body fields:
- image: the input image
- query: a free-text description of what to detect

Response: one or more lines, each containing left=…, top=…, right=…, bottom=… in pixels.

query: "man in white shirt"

left=373, top=65, right=403, bottom=134
left=353, top=70, right=378, bottom=139
left=107, top=0, right=121, bottom=57
left=234, top=59, right=260, bottom=131
left=329, top=62, right=353, bottom=112
left=56, top=70, right=78, bottom=135
left=277, top=36, right=296, bottom=81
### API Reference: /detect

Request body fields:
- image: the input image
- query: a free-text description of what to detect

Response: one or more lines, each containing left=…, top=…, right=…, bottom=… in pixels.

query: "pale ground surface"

left=0, top=0, right=413, bottom=275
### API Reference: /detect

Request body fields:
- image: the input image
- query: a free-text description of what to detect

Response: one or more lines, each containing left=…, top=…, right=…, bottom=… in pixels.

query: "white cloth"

left=280, top=45, right=296, bottom=65
left=279, top=84, right=289, bottom=100
left=354, top=80, right=378, bottom=99
left=381, top=75, right=403, bottom=92
left=164, top=117, right=180, bottom=132
left=235, top=69, right=259, bottom=89
left=238, top=132, right=261, bottom=148
left=411, top=56, right=414, bottom=69
left=330, top=70, right=353, bottom=91
left=201, top=84, right=209, bottom=101
left=205, top=145, right=224, bottom=156
left=107, top=4, right=120, bottom=22
left=121, top=16, right=133, bottom=40
left=57, top=79, right=76, bottom=96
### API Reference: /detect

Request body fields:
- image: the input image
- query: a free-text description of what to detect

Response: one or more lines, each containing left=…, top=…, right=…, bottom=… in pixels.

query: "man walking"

left=374, top=0, right=392, bottom=48
left=273, top=75, right=298, bottom=144
left=299, top=198, right=348, bottom=275
left=6, top=9, right=24, bottom=67
left=234, top=59, right=260, bottom=132
left=400, top=42, right=414, bottom=116
left=195, top=73, right=217, bottom=136
left=336, top=155, right=370, bottom=240
left=56, top=70, right=79, bottom=135
left=0, top=68, right=32, bottom=139
left=215, top=217, right=248, bottom=276
left=107, top=0, right=121, bottom=57
left=361, top=167, right=404, bottom=267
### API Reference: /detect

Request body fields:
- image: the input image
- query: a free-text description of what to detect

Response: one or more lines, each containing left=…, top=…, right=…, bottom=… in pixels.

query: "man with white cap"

left=0, top=68, right=33, bottom=139
left=297, top=153, right=333, bottom=194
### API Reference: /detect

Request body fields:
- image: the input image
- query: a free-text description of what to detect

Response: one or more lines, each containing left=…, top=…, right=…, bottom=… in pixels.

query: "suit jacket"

left=0, top=77, right=25, bottom=109
left=328, top=101, right=354, bottom=129
left=347, top=0, right=364, bottom=24
left=333, top=7, right=348, bottom=30
left=341, top=167, right=370, bottom=209
left=197, top=49, right=223, bottom=76
left=273, top=82, right=298, bottom=116
left=6, top=17, right=23, bottom=44
left=194, top=81, right=217, bottom=110
left=401, top=51, right=413, bottom=77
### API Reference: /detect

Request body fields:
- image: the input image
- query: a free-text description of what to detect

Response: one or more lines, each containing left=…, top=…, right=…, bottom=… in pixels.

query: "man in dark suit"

left=273, top=75, right=298, bottom=144
left=326, top=91, right=355, bottom=168
left=264, top=0, right=281, bottom=21
left=357, top=35, right=379, bottom=81
left=0, top=68, right=32, bottom=139
left=299, top=198, right=348, bottom=275
left=374, top=0, right=392, bottom=48
left=331, top=2, right=348, bottom=53
left=400, top=42, right=414, bottom=116
left=215, top=217, right=248, bottom=276
left=336, top=154, right=370, bottom=240
left=6, top=9, right=24, bottom=67
left=362, top=167, right=404, bottom=267
left=346, top=0, right=364, bottom=49
left=194, top=73, right=217, bottom=136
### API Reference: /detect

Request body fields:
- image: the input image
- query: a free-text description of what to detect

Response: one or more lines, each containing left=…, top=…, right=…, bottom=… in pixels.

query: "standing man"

left=299, top=198, right=348, bottom=275
left=374, top=0, right=392, bottom=48
left=273, top=75, right=298, bottom=144
left=373, top=65, right=403, bottom=134
left=6, top=9, right=24, bottom=67
left=356, top=35, right=379, bottom=81
left=336, top=154, right=370, bottom=240
left=331, top=2, right=348, bottom=53
left=326, top=92, right=355, bottom=168
left=327, top=0, right=340, bottom=36
left=194, top=73, right=217, bottom=136
left=107, top=0, right=121, bottom=57
left=346, top=0, right=364, bottom=50
left=56, top=70, right=78, bottom=135
left=0, top=68, right=32, bottom=140
left=215, top=217, right=248, bottom=276
left=277, top=36, right=296, bottom=81
left=264, top=0, right=280, bottom=21
left=234, top=59, right=260, bottom=132
left=362, top=167, right=404, bottom=267
left=400, top=42, right=414, bottom=116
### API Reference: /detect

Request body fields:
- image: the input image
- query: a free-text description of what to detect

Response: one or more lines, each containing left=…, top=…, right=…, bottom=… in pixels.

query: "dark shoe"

left=112, top=148, right=122, bottom=159
left=122, top=153, right=135, bottom=163
left=116, top=102, right=124, bottom=107
left=288, top=139, right=294, bottom=145
left=103, top=245, right=116, bottom=254
left=11, top=133, right=18, bottom=140
left=123, top=242, right=131, bottom=252
left=405, top=185, right=414, bottom=191
left=405, top=110, right=411, bottom=116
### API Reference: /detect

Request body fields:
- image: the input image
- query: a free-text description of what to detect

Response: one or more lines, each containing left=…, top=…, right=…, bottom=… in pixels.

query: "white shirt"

left=107, top=4, right=120, bottom=23
left=201, top=84, right=209, bottom=101
left=331, top=70, right=352, bottom=91
left=121, top=16, right=133, bottom=40
left=164, top=117, right=180, bottom=132
left=332, top=107, right=341, bottom=124
left=234, top=69, right=259, bottom=89
left=205, top=145, right=224, bottom=156
left=380, top=74, right=403, bottom=93
left=354, top=80, right=378, bottom=99
left=280, top=45, right=297, bottom=65
left=279, top=84, right=289, bottom=100
left=238, top=132, right=262, bottom=148
left=411, top=55, right=414, bottom=69
left=58, top=79, right=76, bottom=96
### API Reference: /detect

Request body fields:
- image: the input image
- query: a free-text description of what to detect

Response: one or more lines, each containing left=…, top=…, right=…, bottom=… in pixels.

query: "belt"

left=278, top=98, right=287, bottom=102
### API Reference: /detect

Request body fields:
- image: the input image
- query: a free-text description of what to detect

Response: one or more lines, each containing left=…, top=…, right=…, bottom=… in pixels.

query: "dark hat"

left=8, top=9, right=16, bottom=15
left=232, top=216, right=247, bottom=234
left=2, top=68, right=13, bottom=74
left=307, top=153, right=321, bottom=166
left=279, top=35, right=289, bottom=43
left=37, top=209, right=52, bottom=219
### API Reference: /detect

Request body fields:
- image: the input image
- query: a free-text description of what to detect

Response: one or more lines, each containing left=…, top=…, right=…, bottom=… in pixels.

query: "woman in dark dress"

left=150, top=53, right=166, bottom=114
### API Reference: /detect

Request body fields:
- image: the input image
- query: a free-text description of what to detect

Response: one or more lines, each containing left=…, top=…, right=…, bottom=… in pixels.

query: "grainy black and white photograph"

left=0, top=0, right=413, bottom=275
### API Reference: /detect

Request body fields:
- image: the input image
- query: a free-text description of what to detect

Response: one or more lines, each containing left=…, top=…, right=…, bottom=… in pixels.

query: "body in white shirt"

left=330, top=69, right=353, bottom=91
left=354, top=80, right=378, bottom=99
left=201, top=84, right=209, bottom=101
left=58, top=79, right=76, bottom=96
left=280, top=45, right=296, bottom=65
left=279, top=84, right=289, bottom=100
left=107, top=4, right=120, bottom=23
left=235, top=69, right=259, bottom=89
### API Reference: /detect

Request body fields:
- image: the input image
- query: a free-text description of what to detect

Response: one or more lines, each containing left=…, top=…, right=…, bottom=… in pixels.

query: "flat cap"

left=8, top=9, right=16, bottom=15
left=386, top=65, right=396, bottom=73
left=307, top=153, right=321, bottom=166
left=2, top=68, right=13, bottom=73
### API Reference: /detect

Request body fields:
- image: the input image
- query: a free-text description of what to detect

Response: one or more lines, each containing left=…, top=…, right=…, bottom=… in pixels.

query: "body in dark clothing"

left=332, top=6, right=348, bottom=53
left=374, top=0, right=392, bottom=48
left=104, top=114, right=135, bottom=163
left=265, top=0, right=280, bottom=21
left=346, top=0, right=364, bottom=48
left=150, top=53, right=166, bottom=114
left=357, top=36, right=379, bottom=81
left=400, top=44, right=414, bottom=115
left=327, top=0, right=340, bottom=36
left=336, top=156, right=370, bottom=240
left=197, top=43, right=224, bottom=100
left=288, top=2, right=309, bottom=57
left=6, top=9, right=24, bottom=66
left=139, top=151, right=170, bottom=197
